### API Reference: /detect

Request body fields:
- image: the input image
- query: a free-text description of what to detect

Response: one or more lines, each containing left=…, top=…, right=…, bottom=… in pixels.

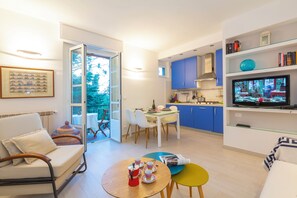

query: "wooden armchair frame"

left=0, top=134, right=87, bottom=198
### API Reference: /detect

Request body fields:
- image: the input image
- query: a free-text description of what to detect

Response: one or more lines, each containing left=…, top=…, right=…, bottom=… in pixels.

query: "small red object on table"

left=128, top=164, right=140, bottom=186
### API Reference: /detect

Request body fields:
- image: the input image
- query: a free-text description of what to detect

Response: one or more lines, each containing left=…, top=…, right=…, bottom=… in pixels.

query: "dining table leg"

left=169, top=180, right=175, bottom=198
left=157, top=117, right=161, bottom=147
left=176, top=112, right=180, bottom=139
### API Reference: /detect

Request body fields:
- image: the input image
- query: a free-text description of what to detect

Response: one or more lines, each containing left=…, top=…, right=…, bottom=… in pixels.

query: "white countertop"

left=166, top=103, right=223, bottom=107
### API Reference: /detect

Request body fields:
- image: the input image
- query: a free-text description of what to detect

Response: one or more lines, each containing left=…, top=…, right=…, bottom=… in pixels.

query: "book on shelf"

left=159, top=154, right=190, bottom=166
left=278, top=51, right=297, bottom=67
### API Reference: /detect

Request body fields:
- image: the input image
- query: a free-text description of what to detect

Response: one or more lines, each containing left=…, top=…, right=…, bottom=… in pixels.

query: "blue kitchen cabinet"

left=171, top=56, right=197, bottom=89
left=215, top=49, right=223, bottom=86
left=184, top=57, right=197, bottom=89
left=193, top=106, right=214, bottom=131
left=171, top=60, right=185, bottom=89
left=167, top=105, right=194, bottom=127
left=213, top=107, right=223, bottom=133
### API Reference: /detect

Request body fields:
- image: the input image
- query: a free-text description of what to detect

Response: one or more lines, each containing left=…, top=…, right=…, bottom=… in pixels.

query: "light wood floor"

left=3, top=127, right=268, bottom=198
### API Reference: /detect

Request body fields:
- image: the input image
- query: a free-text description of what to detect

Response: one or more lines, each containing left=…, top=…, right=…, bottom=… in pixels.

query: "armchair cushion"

left=0, top=144, right=84, bottom=179
left=11, top=129, right=57, bottom=164
left=0, top=113, right=43, bottom=167
left=1, top=139, right=23, bottom=165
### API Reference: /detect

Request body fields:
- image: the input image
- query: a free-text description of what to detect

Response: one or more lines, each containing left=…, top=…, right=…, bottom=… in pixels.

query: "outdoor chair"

left=95, top=109, right=110, bottom=137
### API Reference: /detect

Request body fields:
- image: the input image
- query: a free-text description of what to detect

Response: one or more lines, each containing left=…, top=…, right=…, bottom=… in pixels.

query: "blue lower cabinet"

left=213, top=107, right=223, bottom=133
left=193, top=106, right=214, bottom=131
left=178, top=105, right=194, bottom=127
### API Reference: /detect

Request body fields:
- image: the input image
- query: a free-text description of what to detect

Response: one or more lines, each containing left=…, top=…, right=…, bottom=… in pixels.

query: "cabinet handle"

left=191, top=108, right=192, bottom=113
left=199, top=107, right=206, bottom=110
left=214, top=108, right=216, bottom=115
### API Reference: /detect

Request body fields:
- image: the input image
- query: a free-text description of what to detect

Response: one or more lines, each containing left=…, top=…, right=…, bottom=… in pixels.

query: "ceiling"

left=0, top=0, right=274, bottom=53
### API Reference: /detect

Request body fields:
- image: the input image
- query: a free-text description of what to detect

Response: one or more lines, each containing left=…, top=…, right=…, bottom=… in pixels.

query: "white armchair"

left=0, top=113, right=87, bottom=198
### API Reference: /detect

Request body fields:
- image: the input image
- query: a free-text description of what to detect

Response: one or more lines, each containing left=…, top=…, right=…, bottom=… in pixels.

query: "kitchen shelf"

left=226, top=38, right=297, bottom=59
left=226, top=65, right=297, bottom=77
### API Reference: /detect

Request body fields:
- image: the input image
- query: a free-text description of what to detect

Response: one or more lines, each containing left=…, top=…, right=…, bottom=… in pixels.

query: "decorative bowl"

left=240, top=59, right=256, bottom=71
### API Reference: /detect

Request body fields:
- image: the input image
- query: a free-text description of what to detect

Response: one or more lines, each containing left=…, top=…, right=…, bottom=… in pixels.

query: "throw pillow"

left=2, top=139, right=24, bottom=165
left=11, top=129, right=57, bottom=164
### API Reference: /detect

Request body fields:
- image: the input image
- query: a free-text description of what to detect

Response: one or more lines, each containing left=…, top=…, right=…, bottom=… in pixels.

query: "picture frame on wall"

left=0, top=66, right=54, bottom=99
left=260, top=31, right=271, bottom=46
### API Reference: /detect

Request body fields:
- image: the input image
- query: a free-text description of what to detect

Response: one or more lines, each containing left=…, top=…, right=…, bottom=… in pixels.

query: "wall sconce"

left=17, top=50, right=42, bottom=57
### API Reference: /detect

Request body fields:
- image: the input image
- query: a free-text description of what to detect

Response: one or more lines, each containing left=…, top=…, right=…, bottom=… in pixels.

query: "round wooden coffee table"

left=101, top=157, right=171, bottom=198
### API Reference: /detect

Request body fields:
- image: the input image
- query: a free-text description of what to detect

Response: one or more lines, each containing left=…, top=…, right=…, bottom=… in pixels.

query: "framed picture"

left=0, top=66, right=54, bottom=99
left=260, top=31, right=271, bottom=46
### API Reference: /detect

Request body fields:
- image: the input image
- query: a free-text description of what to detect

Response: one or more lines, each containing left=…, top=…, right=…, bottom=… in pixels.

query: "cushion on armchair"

left=2, top=139, right=23, bottom=165
left=0, top=113, right=43, bottom=167
left=11, top=129, right=57, bottom=164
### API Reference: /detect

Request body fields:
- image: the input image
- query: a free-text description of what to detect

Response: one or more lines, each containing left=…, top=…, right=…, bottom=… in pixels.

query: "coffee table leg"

left=160, top=190, right=165, bottom=198
left=169, top=180, right=175, bottom=197
left=166, top=183, right=170, bottom=198
left=189, top=186, right=192, bottom=197
left=198, top=186, right=204, bottom=198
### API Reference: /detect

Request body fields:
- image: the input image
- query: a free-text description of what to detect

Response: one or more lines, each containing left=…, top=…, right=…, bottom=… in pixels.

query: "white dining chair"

left=161, top=106, right=178, bottom=140
left=135, top=110, right=157, bottom=148
left=125, top=109, right=138, bottom=142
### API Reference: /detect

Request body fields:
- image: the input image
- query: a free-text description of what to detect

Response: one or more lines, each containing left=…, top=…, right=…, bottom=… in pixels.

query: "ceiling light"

left=17, top=50, right=42, bottom=57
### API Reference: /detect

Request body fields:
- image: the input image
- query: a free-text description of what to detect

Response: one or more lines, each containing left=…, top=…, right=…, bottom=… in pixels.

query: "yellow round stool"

left=169, top=163, right=209, bottom=198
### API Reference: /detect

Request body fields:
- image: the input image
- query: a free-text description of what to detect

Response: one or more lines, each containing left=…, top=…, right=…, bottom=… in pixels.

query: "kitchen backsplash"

left=173, top=80, right=223, bottom=102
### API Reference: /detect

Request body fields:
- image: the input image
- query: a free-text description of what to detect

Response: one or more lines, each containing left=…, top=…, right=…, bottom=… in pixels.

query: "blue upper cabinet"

left=184, top=57, right=197, bottom=89
left=215, top=49, right=223, bottom=86
left=171, top=60, right=185, bottom=89
left=171, top=56, right=197, bottom=89
left=213, top=107, right=223, bottom=133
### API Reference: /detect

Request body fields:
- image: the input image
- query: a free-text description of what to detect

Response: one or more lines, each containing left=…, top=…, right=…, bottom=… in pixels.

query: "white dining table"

left=145, top=110, right=180, bottom=147
left=72, top=113, right=98, bottom=131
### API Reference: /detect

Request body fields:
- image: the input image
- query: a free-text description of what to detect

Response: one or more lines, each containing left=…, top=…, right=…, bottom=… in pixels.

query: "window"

left=158, top=66, right=166, bottom=77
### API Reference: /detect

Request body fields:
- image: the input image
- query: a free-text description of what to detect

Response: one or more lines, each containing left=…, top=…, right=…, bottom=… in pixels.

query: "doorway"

left=69, top=44, right=122, bottom=150
left=85, top=53, right=110, bottom=143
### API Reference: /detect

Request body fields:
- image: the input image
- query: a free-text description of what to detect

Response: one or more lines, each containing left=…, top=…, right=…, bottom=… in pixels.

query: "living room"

left=0, top=0, right=297, bottom=198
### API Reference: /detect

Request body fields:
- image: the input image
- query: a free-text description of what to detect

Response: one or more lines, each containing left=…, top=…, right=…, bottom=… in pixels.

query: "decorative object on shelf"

left=0, top=66, right=54, bottom=98
left=260, top=31, right=271, bottom=46
left=233, top=40, right=241, bottom=52
left=226, top=40, right=241, bottom=54
left=240, top=59, right=256, bottom=71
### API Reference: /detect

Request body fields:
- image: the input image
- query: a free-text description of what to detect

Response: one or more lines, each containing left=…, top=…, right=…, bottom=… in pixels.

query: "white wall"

left=0, top=9, right=63, bottom=131
left=223, top=0, right=297, bottom=39
left=122, top=44, right=166, bottom=131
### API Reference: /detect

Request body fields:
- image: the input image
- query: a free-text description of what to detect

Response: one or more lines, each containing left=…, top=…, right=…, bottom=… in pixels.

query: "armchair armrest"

left=0, top=152, right=51, bottom=164
left=52, top=134, right=82, bottom=144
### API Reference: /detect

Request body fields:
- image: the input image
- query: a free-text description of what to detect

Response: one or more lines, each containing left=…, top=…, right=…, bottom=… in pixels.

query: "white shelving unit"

left=224, top=20, right=297, bottom=154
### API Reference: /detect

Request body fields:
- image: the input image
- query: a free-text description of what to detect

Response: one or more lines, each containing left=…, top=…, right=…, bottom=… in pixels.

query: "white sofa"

left=260, top=138, right=297, bottom=198
left=0, top=113, right=87, bottom=198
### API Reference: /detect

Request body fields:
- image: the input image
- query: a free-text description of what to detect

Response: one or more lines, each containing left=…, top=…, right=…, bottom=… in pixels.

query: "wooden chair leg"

left=189, top=186, right=192, bottom=197
left=166, top=123, right=169, bottom=141
left=125, top=124, right=131, bottom=140
left=198, top=186, right=204, bottom=198
left=145, top=128, right=149, bottom=148
left=176, top=183, right=179, bottom=189
left=148, top=128, right=150, bottom=139
left=135, top=126, right=139, bottom=144
left=162, top=123, right=166, bottom=134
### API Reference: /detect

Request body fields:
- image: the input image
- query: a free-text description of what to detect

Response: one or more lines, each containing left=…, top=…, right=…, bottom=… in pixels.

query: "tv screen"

left=232, top=75, right=290, bottom=106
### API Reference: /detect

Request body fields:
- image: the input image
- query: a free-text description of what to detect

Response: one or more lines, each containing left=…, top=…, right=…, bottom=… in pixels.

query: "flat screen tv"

left=232, top=75, right=290, bottom=107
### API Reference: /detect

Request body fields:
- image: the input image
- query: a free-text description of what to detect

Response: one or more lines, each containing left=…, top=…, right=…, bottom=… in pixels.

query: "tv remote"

left=236, top=124, right=251, bottom=128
